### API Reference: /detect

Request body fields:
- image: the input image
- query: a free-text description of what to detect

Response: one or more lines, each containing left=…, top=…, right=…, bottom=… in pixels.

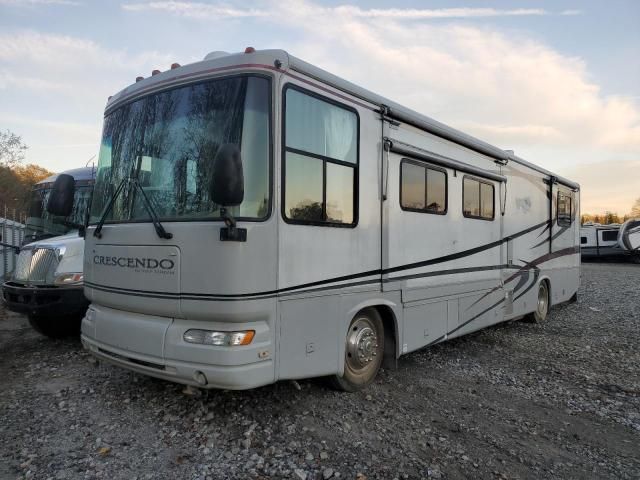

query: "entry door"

left=552, top=184, right=576, bottom=252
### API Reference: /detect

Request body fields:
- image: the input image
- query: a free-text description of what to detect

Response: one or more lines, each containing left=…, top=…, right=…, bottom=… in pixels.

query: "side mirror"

left=46, top=174, right=75, bottom=217
left=209, top=143, right=244, bottom=207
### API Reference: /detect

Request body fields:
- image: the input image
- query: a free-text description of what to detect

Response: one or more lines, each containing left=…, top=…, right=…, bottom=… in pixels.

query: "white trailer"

left=580, top=220, right=640, bottom=262
left=76, top=48, right=580, bottom=391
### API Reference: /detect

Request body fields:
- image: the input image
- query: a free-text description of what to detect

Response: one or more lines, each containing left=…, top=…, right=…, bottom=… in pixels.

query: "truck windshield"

left=25, top=185, right=92, bottom=240
left=90, top=75, right=271, bottom=224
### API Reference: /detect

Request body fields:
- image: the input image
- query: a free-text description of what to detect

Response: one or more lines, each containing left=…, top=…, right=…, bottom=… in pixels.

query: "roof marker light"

left=171, top=63, right=180, bottom=69
left=135, top=76, right=144, bottom=82
left=244, top=47, right=256, bottom=54
left=152, top=69, right=161, bottom=76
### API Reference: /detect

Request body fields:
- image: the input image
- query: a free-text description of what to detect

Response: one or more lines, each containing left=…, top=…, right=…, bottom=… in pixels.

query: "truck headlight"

left=183, top=329, right=255, bottom=346
left=53, top=272, right=84, bottom=286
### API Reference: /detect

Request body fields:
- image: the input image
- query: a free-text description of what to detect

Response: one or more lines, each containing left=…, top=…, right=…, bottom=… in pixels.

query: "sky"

left=0, top=0, right=638, bottom=215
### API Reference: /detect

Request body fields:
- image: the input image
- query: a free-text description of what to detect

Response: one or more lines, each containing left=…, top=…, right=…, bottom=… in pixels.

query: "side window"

left=557, top=191, right=572, bottom=226
left=463, top=177, right=494, bottom=220
left=400, top=160, right=447, bottom=214
left=283, top=86, right=358, bottom=226
left=602, top=230, right=617, bottom=242
left=580, top=236, right=587, bottom=244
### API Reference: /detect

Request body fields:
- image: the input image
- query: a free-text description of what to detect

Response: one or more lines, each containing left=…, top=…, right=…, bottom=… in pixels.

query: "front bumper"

left=81, top=304, right=275, bottom=390
left=2, top=281, right=89, bottom=317
left=82, top=335, right=274, bottom=390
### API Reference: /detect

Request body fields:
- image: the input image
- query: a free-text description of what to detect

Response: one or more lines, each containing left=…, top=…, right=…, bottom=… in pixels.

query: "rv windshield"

left=90, top=75, right=271, bottom=224
left=25, top=185, right=92, bottom=240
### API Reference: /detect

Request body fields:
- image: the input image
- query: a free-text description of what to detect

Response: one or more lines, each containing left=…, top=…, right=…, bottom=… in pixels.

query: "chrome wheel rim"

left=346, top=317, right=379, bottom=371
left=538, top=282, right=548, bottom=317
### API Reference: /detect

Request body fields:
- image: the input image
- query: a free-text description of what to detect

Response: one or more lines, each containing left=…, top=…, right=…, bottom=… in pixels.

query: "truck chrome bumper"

left=2, top=281, right=88, bottom=317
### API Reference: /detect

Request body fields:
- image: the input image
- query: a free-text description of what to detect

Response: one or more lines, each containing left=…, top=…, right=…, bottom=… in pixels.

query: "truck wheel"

left=330, top=308, right=384, bottom=392
left=525, top=280, right=550, bottom=323
left=28, top=314, right=81, bottom=338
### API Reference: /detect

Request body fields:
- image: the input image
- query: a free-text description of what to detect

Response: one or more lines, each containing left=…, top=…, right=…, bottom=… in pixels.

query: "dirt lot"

left=1, top=262, right=639, bottom=480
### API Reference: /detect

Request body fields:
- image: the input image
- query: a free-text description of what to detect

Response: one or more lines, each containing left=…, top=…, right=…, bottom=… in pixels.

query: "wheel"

left=330, top=308, right=384, bottom=392
left=28, top=314, right=81, bottom=338
left=525, top=281, right=550, bottom=323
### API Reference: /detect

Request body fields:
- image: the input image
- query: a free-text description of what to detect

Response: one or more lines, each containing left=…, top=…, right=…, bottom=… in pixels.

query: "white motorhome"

left=78, top=49, right=580, bottom=391
left=2, top=167, right=94, bottom=337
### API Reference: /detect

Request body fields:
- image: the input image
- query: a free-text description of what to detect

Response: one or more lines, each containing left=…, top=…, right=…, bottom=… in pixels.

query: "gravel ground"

left=1, top=262, right=639, bottom=480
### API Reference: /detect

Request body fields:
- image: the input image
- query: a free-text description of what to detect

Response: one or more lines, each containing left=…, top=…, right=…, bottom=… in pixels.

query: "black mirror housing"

left=210, top=143, right=244, bottom=207
left=46, top=174, right=75, bottom=217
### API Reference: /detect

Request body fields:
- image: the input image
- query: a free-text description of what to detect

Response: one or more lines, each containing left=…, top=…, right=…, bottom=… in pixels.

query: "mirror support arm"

left=219, top=207, right=246, bottom=242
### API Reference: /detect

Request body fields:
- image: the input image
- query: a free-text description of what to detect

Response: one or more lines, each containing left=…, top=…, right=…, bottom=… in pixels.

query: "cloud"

left=0, top=0, right=82, bottom=6
left=0, top=30, right=175, bottom=171
left=121, top=1, right=578, bottom=20
left=122, top=1, right=269, bottom=18
left=559, top=160, right=640, bottom=215
left=257, top=0, right=639, bottom=160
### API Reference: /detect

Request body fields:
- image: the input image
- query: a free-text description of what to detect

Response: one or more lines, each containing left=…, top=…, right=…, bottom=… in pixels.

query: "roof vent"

left=204, top=51, right=230, bottom=61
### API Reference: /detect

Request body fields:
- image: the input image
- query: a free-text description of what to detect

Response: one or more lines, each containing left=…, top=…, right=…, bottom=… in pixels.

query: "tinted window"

left=401, top=162, right=426, bottom=210
left=326, top=163, right=354, bottom=223
left=283, top=86, right=358, bottom=226
left=427, top=169, right=446, bottom=213
left=400, top=160, right=447, bottom=214
left=581, top=236, right=587, bottom=244
left=463, top=177, right=494, bottom=220
left=602, top=230, right=617, bottom=242
left=91, top=75, right=271, bottom=223
left=285, top=89, right=357, bottom=164
left=557, top=191, right=572, bottom=226
left=285, top=152, right=323, bottom=222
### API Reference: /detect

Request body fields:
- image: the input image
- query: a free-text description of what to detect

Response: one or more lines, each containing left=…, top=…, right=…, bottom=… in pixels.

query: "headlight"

left=53, top=272, right=84, bottom=286
left=183, top=329, right=255, bottom=346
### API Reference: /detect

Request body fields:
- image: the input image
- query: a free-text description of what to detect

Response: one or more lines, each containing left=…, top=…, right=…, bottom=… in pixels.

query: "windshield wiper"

left=130, top=178, right=173, bottom=239
left=93, top=177, right=127, bottom=239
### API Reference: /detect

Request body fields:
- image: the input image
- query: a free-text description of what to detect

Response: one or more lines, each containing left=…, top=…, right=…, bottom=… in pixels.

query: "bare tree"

left=0, top=129, right=28, bottom=167
left=631, top=197, right=640, bottom=218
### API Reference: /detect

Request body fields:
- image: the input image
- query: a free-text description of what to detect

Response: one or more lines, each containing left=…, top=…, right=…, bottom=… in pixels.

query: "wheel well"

left=372, top=305, right=398, bottom=371
left=541, top=277, right=551, bottom=299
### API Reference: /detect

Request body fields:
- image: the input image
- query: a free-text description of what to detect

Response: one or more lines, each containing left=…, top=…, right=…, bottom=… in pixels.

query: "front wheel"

left=525, top=281, right=550, bottom=323
left=330, top=308, right=384, bottom=392
left=28, top=314, right=81, bottom=338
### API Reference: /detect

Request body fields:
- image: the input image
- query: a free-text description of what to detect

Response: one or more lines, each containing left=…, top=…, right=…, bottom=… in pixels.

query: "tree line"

left=0, top=129, right=54, bottom=221
left=581, top=198, right=640, bottom=225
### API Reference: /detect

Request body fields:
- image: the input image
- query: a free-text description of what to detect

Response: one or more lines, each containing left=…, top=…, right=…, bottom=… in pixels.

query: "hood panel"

left=85, top=244, right=181, bottom=317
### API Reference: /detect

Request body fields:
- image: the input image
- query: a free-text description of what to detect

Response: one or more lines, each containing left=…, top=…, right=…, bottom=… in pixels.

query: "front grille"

left=12, top=248, right=60, bottom=285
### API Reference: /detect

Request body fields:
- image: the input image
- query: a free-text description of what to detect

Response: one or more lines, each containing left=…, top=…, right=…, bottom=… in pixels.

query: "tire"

left=525, top=281, right=550, bottom=323
left=329, top=308, right=384, bottom=392
left=28, top=313, right=81, bottom=338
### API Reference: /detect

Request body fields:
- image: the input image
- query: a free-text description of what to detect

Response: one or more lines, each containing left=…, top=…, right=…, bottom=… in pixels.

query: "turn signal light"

left=151, top=69, right=161, bottom=76
left=136, top=76, right=144, bottom=82
left=244, top=46, right=255, bottom=53
left=171, top=63, right=180, bottom=69
left=183, top=329, right=255, bottom=346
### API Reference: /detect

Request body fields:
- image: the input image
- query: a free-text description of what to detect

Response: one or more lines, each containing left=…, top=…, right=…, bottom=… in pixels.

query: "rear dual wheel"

left=330, top=308, right=384, bottom=392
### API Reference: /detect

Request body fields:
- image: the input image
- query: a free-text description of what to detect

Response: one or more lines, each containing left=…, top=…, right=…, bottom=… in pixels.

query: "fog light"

left=183, top=329, right=254, bottom=346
